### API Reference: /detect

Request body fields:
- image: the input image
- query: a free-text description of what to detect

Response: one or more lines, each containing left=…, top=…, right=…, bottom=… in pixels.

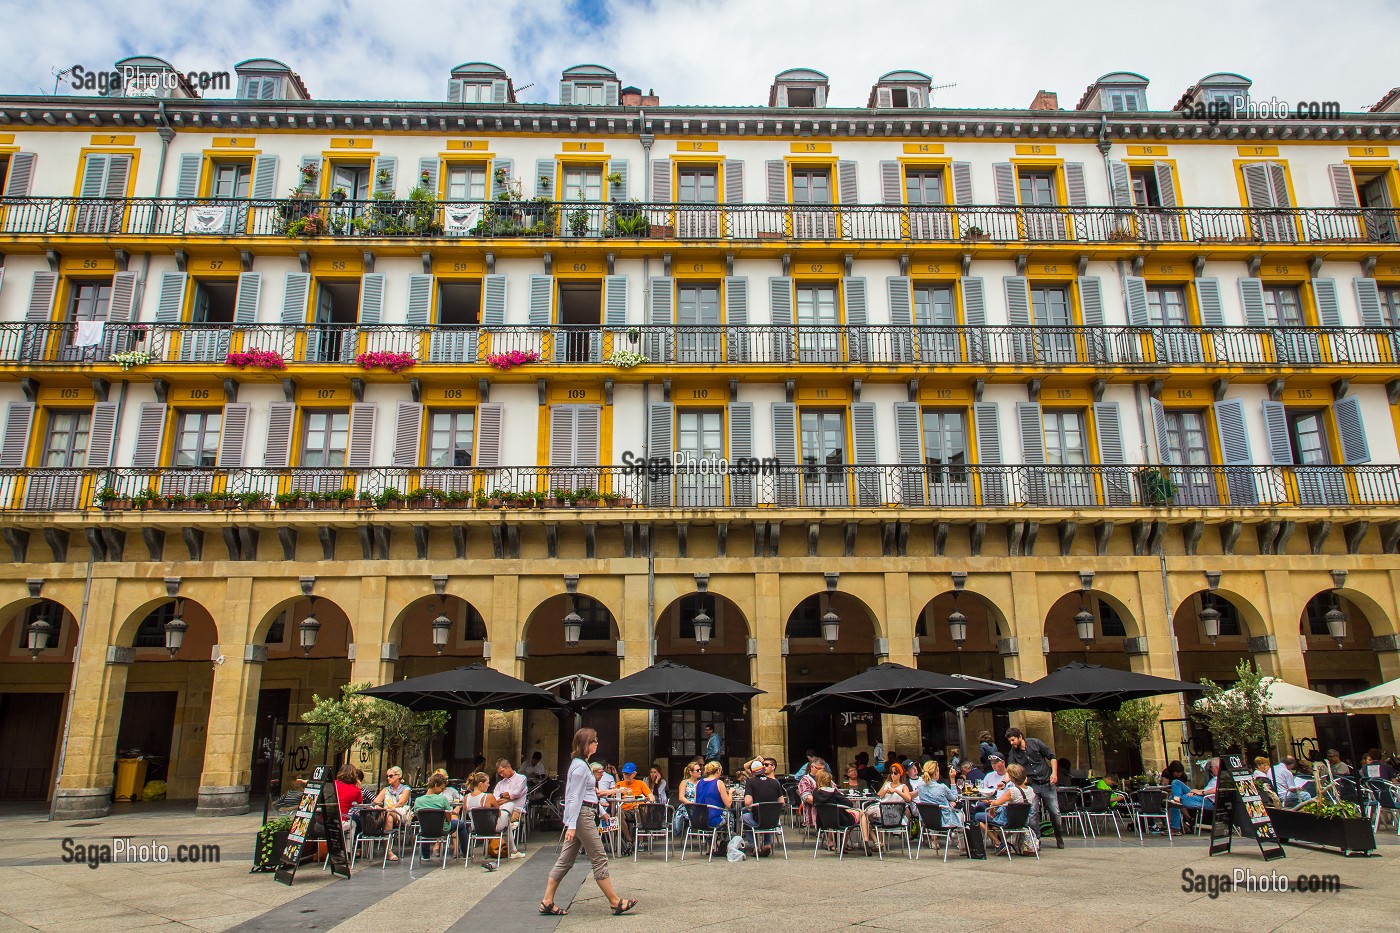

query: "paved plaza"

left=0, top=804, right=1394, bottom=932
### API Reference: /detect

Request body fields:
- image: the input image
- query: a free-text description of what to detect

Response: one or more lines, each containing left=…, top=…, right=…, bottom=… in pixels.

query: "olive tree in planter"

left=1193, top=659, right=1277, bottom=757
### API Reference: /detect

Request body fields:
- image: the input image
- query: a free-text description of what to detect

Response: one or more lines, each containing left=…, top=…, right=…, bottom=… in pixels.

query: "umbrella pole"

left=957, top=706, right=968, bottom=760
left=1085, top=720, right=1093, bottom=774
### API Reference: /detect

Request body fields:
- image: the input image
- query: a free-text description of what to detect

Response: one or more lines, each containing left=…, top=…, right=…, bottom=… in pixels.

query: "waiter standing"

left=1004, top=727, right=1064, bottom=849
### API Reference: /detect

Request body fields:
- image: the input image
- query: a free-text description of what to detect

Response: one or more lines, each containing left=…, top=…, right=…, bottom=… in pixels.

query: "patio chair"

left=996, top=802, right=1040, bottom=861
left=1056, top=787, right=1091, bottom=839
left=632, top=802, right=673, bottom=861
left=1133, top=787, right=1176, bottom=844
left=408, top=808, right=453, bottom=870
left=349, top=807, right=393, bottom=869
left=464, top=806, right=510, bottom=869
left=742, top=801, right=789, bottom=861
left=871, top=802, right=912, bottom=860
left=813, top=804, right=854, bottom=860
left=781, top=781, right=804, bottom=829
left=1364, top=779, right=1400, bottom=834
left=914, top=802, right=964, bottom=862
left=679, top=803, right=725, bottom=862
left=1081, top=789, right=1122, bottom=841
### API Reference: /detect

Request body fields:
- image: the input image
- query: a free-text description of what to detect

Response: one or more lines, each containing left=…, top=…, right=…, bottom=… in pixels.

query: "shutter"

left=1153, top=162, right=1178, bottom=208
left=887, top=276, right=913, bottom=326
left=775, top=86, right=788, bottom=107
left=1108, top=160, right=1132, bottom=207
left=231, top=272, right=262, bottom=325
left=1213, top=398, right=1257, bottom=505
left=837, top=160, right=858, bottom=204
left=1266, top=163, right=1291, bottom=207
left=850, top=402, right=880, bottom=505
left=372, top=156, right=397, bottom=197
left=951, top=162, right=973, bottom=205
left=769, top=276, right=793, bottom=362
left=728, top=402, right=754, bottom=506
left=973, top=402, right=1005, bottom=506
left=175, top=153, right=202, bottom=199
left=298, top=156, right=319, bottom=194
left=2, top=152, right=35, bottom=197
left=1354, top=277, right=1384, bottom=327
left=26, top=272, right=58, bottom=322
left=347, top=403, right=377, bottom=468
left=766, top=160, right=786, bottom=203
left=1334, top=395, right=1371, bottom=465
left=79, top=154, right=108, bottom=198
left=107, top=271, right=138, bottom=323
left=1195, top=278, right=1225, bottom=326
left=0, top=402, right=35, bottom=468
left=102, top=155, right=130, bottom=198
left=646, top=404, right=673, bottom=506
left=879, top=161, right=903, bottom=204
left=1261, top=400, right=1293, bottom=464
left=724, top=160, right=744, bottom=203
left=491, top=79, right=508, bottom=103
left=250, top=155, right=278, bottom=201
left=417, top=157, right=439, bottom=195
left=651, top=160, right=671, bottom=202
left=609, top=159, right=628, bottom=200
left=535, top=159, right=556, bottom=199
left=216, top=403, right=250, bottom=467
left=1312, top=278, right=1341, bottom=327
left=894, top=401, right=925, bottom=506
left=391, top=401, right=424, bottom=468
left=844, top=276, right=868, bottom=362
left=876, top=87, right=893, bottom=108
left=725, top=275, right=750, bottom=362
left=1238, top=278, right=1266, bottom=326
left=405, top=274, right=433, bottom=326
left=550, top=408, right=576, bottom=466
left=281, top=272, right=311, bottom=324
left=85, top=401, right=119, bottom=469
left=475, top=403, right=503, bottom=468
left=131, top=403, right=167, bottom=469
left=770, top=402, right=798, bottom=507
left=1150, top=398, right=1173, bottom=464
left=1016, top=402, right=1046, bottom=504
left=263, top=402, right=296, bottom=468
left=260, top=77, right=278, bottom=100
left=962, top=275, right=987, bottom=361
left=992, top=163, right=1017, bottom=205
left=1094, top=401, right=1130, bottom=505
left=447, top=79, right=463, bottom=103
left=1003, top=275, right=1030, bottom=325
left=575, top=406, right=600, bottom=465
left=1064, top=163, right=1087, bottom=207
left=1241, top=163, right=1274, bottom=207
left=489, top=158, right=513, bottom=196
left=1078, top=276, right=1104, bottom=326
left=527, top=275, right=553, bottom=326
left=646, top=276, right=673, bottom=362
left=1124, top=275, right=1149, bottom=327
left=603, top=275, right=628, bottom=327
left=358, top=272, right=385, bottom=325
left=1328, top=165, right=1360, bottom=209
left=604, top=82, right=619, bottom=106
left=481, top=273, right=507, bottom=326
left=154, top=271, right=187, bottom=323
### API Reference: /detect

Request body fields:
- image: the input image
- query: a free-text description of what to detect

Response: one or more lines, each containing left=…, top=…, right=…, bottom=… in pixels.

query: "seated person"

left=460, top=770, right=506, bottom=852
left=841, top=764, right=868, bottom=794
left=333, top=764, right=362, bottom=837
left=522, top=751, right=548, bottom=781
left=958, top=760, right=985, bottom=785
left=373, top=766, right=412, bottom=860
left=1251, top=757, right=1282, bottom=808
left=693, top=761, right=734, bottom=850
left=853, top=752, right=881, bottom=788
left=811, top=767, right=874, bottom=851
left=1169, top=758, right=1217, bottom=832
left=492, top=759, right=529, bottom=857
left=741, top=757, right=784, bottom=856
left=916, top=761, right=964, bottom=836
left=614, top=762, right=654, bottom=850
left=866, top=763, right=914, bottom=828
left=1270, top=756, right=1314, bottom=806
left=979, top=755, right=1010, bottom=796
left=1360, top=749, right=1397, bottom=781
left=412, top=773, right=460, bottom=858
left=980, top=764, right=1034, bottom=854
left=647, top=764, right=669, bottom=807
left=1325, top=749, right=1352, bottom=777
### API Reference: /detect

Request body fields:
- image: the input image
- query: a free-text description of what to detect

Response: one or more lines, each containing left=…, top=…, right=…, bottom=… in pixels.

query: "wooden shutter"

left=1124, top=276, right=1149, bottom=327
left=558, top=80, right=574, bottom=105
left=651, top=160, right=671, bottom=201
left=1149, top=398, right=1173, bottom=464
left=107, top=272, right=138, bottom=324
left=610, top=159, right=629, bottom=200
left=392, top=401, right=423, bottom=468
left=0, top=402, right=35, bottom=468
left=876, top=87, right=893, bottom=108
left=1153, top=163, right=1178, bottom=208
left=489, top=158, right=513, bottom=196
left=549, top=407, right=576, bottom=467
left=263, top=402, right=296, bottom=468
left=1195, top=278, right=1224, bottom=326
left=1241, top=163, right=1275, bottom=207
left=1238, top=278, right=1266, bottom=326
left=647, top=276, right=673, bottom=363
left=1064, top=163, right=1087, bottom=207
left=770, top=402, right=798, bottom=506
left=154, top=271, right=187, bottom=323
left=850, top=402, right=880, bottom=505
left=234, top=272, right=261, bottom=325
left=405, top=274, right=433, bottom=326
left=837, top=160, right=858, bottom=204
left=131, top=403, right=167, bottom=469
left=103, top=155, right=130, bottom=198
left=298, top=156, right=320, bottom=194
left=646, top=403, right=673, bottom=506
left=1078, top=276, right=1104, bottom=326
left=1266, top=163, right=1291, bottom=207
left=603, top=275, right=628, bottom=328
left=604, top=82, right=619, bottom=106
left=217, top=403, right=250, bottom=467
left=724, top=160, right=744, bottom=203
left=417, top=157, right=439, bottom=194
left=1261, top=400, right=1293, bottom=464
left=85, top=401, right=120, bottom=469
left=1213, top=398, right=1256, bottom=505
left=175, top=153, right=202, bottom=199
left=250, top=155, right=279, bottom=200
left=372, top=156, right=397, bottom=197
left=358, top=272, right=386, bottom=325
left=281, top=272, right=311, bottom=324
left=491, top=79, right=508, bottom=103
left=1353, top=277, right=1384, bottom=327
left=79, top=153, right=109, bottom=198
left=1328, top=165, right=1359, bottom=209
left=950, top=162, right=973, bottom=205
left=535, top=159, right=556, bottom=199
left=728, top=402, right=754, bottom=506
left=992, top=163, right=1017, bottom=205
left=1094, top=401, right=1130, bottom=504
left=1107, top=161, right=1132, bottom=207
left=1333, top=395, right=1370, bottom=465
left=2, top=152, right=35, bottom=197
left=348, top=403, right=377, bottom=468
left=25, top=272, right=58, bottom=322
left=893, top=401, right=925, bottom=506
left=962, top=276, right=986, bottom=361
left=1017, top=402, right=1046, bottom=503
left=481, top=273, right=507, bottom=327
left=769, top=276, right=793, bottom=362
left=887, top=276, right=913, bottom=326
left=1003, top=275, right=1030, bottom=325
left=447, top=79, right=463, bottom=103
left=844, top=276, right=868, bottom=362
left=725, top=276, right=750, bottom=362
left=575, top=406, right=600, bottom=465
left=475, top=403, right=503, bottom=468
left=766, top=160, right=786, bottom=203
left=879, top=161, right=903, bottom=204
left=973, top=402, right=1005, bottom=505
left=527, top=275, right=553, bottom=326
left=1312, top=279, right=1341, bottom=327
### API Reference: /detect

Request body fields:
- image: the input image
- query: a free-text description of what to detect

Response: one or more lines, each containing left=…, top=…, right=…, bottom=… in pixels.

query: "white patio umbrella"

left=1339, top=677, right=1400, bottom=713
left=1195, top=677, right=1342, bottom=715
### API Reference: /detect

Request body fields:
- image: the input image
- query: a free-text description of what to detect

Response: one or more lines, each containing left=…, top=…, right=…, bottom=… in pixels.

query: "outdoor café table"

left=603, top=795, right=648, bottom=857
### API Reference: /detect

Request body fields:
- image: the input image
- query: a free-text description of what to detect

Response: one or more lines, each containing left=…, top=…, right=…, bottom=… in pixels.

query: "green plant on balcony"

left=572, top=487, right=599, bottom=508
left=332, top=488, right=357, bottom=505
left=611, top=202, right=649, bottom=237
left=163, top=492, right=188, bottom=509
left=97, top=487, right=120, bottom=509
left=132, top=488, right=158, bottom=510
left=406, top=488, right=431, bottom=508
left=1137, top=467, right=1177, bottom=505
left=606, top=349, right=649, bottom=368
left=111, top=350, right=155, bottom=371
left=190, top=491, right=214, bottom=508
left=235, top=491, right=268, bottom=509
left=275, top=491, right=303, bottom=509
left=374, top=487, right=403, bottom=509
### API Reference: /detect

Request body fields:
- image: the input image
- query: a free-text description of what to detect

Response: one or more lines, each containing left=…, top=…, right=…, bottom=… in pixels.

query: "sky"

left=0, top=0, right=1396, bottom=112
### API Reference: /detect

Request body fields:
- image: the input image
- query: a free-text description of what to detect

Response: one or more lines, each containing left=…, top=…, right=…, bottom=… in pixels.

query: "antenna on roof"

left=51, top=65, right=76, bottom=95
left=930, top=81, right=957, bottom=105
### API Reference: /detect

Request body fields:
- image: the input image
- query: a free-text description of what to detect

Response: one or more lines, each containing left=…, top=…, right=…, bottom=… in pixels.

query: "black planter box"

left=1266, top=807, right=1376, bottom=856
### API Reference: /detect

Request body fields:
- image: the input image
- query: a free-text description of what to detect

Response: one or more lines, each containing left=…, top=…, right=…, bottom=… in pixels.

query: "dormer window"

left=456, top=82, right=491, bottom=103
left=1106, top=89, right=1143, bottom=111
left=786, top=87, right=817, bottom=107
left=891, top=88, right=910, bottom=107
left=1204, top=87, right=1246, bottom=112
left=574, top=83, right=606, bottom=105
left=447, top=64, right=512, bottom=104
left=240, top=76, right=279, bottom=100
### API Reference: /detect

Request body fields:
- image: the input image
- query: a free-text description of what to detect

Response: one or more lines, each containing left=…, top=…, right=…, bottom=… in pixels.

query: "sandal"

left=611, top=898, right=638, bottom=916
left=539, top=902, right=568, bottom=916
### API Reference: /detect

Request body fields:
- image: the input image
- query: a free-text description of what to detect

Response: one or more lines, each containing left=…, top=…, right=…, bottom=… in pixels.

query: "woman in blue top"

left=916, top=760, right=963, bottom=828
left=693, top=760, right=734, bottom=831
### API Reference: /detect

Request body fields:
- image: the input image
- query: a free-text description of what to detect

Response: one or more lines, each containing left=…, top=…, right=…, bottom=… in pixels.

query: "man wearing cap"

left=614, top=763, right=653, bottom=854
left=979, top=754, right=1010, bottom=796
left=742, top=757, right=783, bottom=856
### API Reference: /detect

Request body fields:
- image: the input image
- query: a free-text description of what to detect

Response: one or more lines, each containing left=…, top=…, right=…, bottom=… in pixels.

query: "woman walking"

left=539, top=728, right=638, bottom=917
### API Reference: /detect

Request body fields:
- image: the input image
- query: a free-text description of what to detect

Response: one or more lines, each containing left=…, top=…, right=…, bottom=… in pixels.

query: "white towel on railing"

left=73, top=319, right=105, bottom=347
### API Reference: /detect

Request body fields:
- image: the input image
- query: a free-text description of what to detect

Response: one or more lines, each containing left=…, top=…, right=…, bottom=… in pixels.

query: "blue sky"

left=1, top=0, right=1397, bottom=111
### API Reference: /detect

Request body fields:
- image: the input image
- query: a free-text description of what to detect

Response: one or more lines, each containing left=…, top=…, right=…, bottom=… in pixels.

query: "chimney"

left=621, top=86, right=660, bottom=106
left=1029, top=90, right=1059, bottom=111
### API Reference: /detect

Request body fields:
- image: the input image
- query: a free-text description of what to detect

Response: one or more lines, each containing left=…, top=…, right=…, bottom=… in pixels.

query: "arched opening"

left=784, top=590, right=880, bottom=772
left=915, top=591, right=1010, bottom=763
left=1171, top=589, right=1267, bottom=762
left=1298, top=590, right=1386, bottom=762
left=0, top=597, right=78, bottom=802
left=521, top=593, right=620, bottom=775
left=390, top=594, right=489, bottom=775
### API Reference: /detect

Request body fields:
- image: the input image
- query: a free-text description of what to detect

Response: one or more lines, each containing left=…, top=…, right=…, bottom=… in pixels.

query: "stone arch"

left=116, top=596, right=219, bottom=661
left=654, top=589, right=752, bottom=657
left=522, top=591, right=620, bottom=653
left=251, top=595, right=354, bottom=659
left=1171, top=587, right=1267, bottom=641
left=1296, top=586, right=1394, bottom=640
left=0, top=596, right=79, bottom=661
left=389, top=594, right=490, bottom=658
left=782, top=589, right=881, bottom=653
left=1043, top=587, right=1144, bottom=646
left=915, top=590, right=1008, bottom=653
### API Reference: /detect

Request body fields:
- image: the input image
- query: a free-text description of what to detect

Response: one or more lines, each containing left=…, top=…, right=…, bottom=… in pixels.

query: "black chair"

left=408, top=808, right=453, bottom=870
left=632, top=802, right=672, bottom=861
left=680, top=803, right=724, bottom=862
left=871, top=801, right=912, bottom=859
left=996, top=802, right=1040, bottom=860
left=350, top=807, right=393, bottom=869
left=1081, top=788, right=1122, bottom=840
left=743, top=800, right=789, bottom=861
left=781, top=782, right=804, bottom=830
left=813, top=804, right=853, bottom=860
left=465, top=806, right=509, bottom=869
left=1364, top=778, right=1400, bottom=833
left=914, top=802, right=964, bottom=862
left=1133, top=787, right=1175, bottom=844
left=1056, top=787, right=1090, bottom=838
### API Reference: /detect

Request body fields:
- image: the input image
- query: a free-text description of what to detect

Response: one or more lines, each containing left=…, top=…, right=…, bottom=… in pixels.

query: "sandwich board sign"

left=274, top=765, right=352, bottom=884
left=1208, top=755, right=1285, bottom=861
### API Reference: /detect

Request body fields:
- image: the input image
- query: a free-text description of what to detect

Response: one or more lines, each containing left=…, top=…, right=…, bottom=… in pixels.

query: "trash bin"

left=114, top=758, right=148, bottom=801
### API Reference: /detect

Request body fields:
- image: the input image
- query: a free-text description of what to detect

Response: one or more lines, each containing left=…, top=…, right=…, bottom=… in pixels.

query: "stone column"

left=880, top=571, right=922, bottom=756
left=483, top=573, right=523, bottom=766
left=751, top=572, right=788, bottom=768
left=1007, top=571, right=1053, bottom=742
left=349, top=574, right=394, bottom=687
left=52, top=576, right=123, bottom=819
left=1134, top=569, right=1186, bottom=773
left=617, top=572, right=652, bottom=767
left=197, top=576, right=261, bottom=816
left=1262, top=570, right=1313, bottom=755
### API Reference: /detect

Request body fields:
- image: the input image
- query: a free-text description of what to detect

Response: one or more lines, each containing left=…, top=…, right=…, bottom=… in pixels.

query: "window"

left=1018, top=170, right=1057, bottom=206
left=265, top=611, right=286, bottom=644
left=311, top=280, right=361, bottom=362
left=191, top=280, right=236, bottom=324
left=1099, top=601, right=1126, bottom=636
left=463, top=604, right=488, bottom=641
left=1286, top=410, right=1331, bottom=466
left=329, top=164, right=371, bottom=201
left=785, top=594, right=825, bottom=638
left=1304, top=599, right=1339, bottom=637
left=437, top=281, right=481, bottom=326
left=557, top=281, right=601, bottom=362
left=571, top=595, right=612, bottom=641
left=133, top=602, right=178, bottom=649
left=1106, top=90, right=1142, bottom=112
left=677, top=166, right=718, bottom=204
left=1164, top=410, right=1208, bottom=465
left=677, top=410, right=723, bottom=461
left=1381, top=286, right=1400, bottom=327
left=446, top=165, right=487, bottom=201
left=1031, top=283, right=1074, bottom=362
left=792, top=168, right=831, bottom=205
left=1200, top=594, right=1242, bottom=637
left=13, top=603, right=59, bottom=651
left=890, top=87, right=911, bottom=108
left=1146, top=285, right=1188, bottom=326
left=1043, top=410, right=1087, bottom=469
left=795, top=283, right=839, bottom=362
left=786, top=87, right=817, bottom=107
left=1203, top=88, right=1245, bottom=113
left=905, top=170, right=945, bottom=206
left=211, top=162, right=251, bottom=199
left=1262, top=285, right=1303, bottom=326
left=573, top=84, right=605, bottom=105
left=677, top=593, right=718, bottom=640
left=174, top=411, right=221, bottom=468
left=676, top=282, right=721, bottom=362
left=800, top=411, right=845, bottom=481
left=42, top=411, right=90, bottom=468
left=241, top=76, right=278, bottom=100
left=457, top=82, right=491, bottom=103
left=913, top=284, right=957, bottom=362
left=301, top=410, right=349, bottom=468
left=921, top=410, right=967, bottom=484
left=1130, top=168, right=1161, bottom=207
left=428, top=410, right=474, bottom=467
left=67, top=281, right=111, bottom=323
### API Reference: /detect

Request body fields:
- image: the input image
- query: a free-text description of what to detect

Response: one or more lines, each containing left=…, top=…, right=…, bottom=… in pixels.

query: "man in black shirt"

left=742, top=757, right=784, bottom=856
left=1005, top=727, right=1064, bottom=849
left=854, top=752, right=881, bottom=788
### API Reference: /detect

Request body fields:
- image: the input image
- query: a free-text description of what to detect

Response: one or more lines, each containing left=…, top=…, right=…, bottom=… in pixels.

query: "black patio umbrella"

left=965, top=660, right=1205, bottom=712
left=782, top=663, right=1014, bottom=716
left=568, top=660, right=764, bottom=713
left=358, top=663, right=568, bottom=712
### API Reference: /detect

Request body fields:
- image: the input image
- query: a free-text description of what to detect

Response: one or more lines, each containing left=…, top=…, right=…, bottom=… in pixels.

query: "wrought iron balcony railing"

left=4, top=463, right=1398, bottom=513
left=4, top=321, right=1398, bottom=370
left=1, top=196, right=1397, bottom=245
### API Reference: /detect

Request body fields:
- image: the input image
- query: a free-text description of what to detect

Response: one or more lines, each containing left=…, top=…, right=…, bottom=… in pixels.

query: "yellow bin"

left=114, top=758, right=148, bottom=802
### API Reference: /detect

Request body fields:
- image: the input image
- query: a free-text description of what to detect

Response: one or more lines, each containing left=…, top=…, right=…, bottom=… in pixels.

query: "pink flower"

left=225, top=349, right=286, bottom=371
left=485, top=350, right=540, bottom=370
left=355, top=351, right=416, bottom=374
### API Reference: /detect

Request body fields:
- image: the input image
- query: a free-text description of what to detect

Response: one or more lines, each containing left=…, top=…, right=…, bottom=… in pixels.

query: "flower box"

left=1266, top=807, right=1376, bottom=856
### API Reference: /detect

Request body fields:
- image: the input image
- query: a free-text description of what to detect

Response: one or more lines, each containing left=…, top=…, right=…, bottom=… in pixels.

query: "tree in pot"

left=1193, top=659, right=1277, bottom=756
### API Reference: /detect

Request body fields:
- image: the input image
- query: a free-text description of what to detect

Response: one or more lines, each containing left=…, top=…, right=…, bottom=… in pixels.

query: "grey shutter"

left=766, top=159, right=786, bottom=203
left=770, top=402, right=798, bottom=506
left=391, top=401, right=423, bottom=468
left=250, top=155, right=279, bottom=201
left=1124, top=275, right=1149, bottom=327
left=603, top=275, right=628, bottom=328
left=1093, top=401, right=1130, bottom=505
left=1064, top=163, right=1087, bottom=207
left=417, top=158, right=439, bottom=194
left=1261, top=400, right=1293, bottom=465
left=298, top=156, right=320, bottom=194
left=837, top=160, right=858, bottom=204
left=528, top=274, right=553, bottom=326
left=26, top=272, right=58, bottom=322
left=604, top=82, right=619, bottom=106
left=724, top=160, right=744, bottom=204
left=844, top=276, right=868, bottom=362
left=962, top=275, right=986, bottom=362
left=358, top=272, right=385, bottom=325
left=107, top=271, right=138, bottom=324
left=1153, top=162, right=1178, bottom=208
left=0, top=402, right=35, bottom=468
left=725, top=276, right=750, bottom=362
left=1078, top=276, right=1104, bottom=325
left=372, top=156, right=397, bottom=197
left=1354, top=277, right=1384, bottom=327
left=102, top=155, right=130, bottom=198
left=1214, top=398, right=1257, bottom=505
left=405, top=274, right=433, bottom=326
left=769, top=276, right=793, bottom=362
left=1241, top=163, right=1274, bottom=207
left=951, top=162, right=973, bottom=205
left=1108, top=160, right=1132, bottom=207
left=84, top=402, right=119, bottom=470
left=728, top=402, right=754, bottom=506
left=1195, top=278, right=1224, bottom=326
left=992, top=163, right=1017, bottom=205
left=175, top=153, right=202, bottom=199
left=234, top=272, right=261, bottom=324
left=281, top=272, right=311, bottom=324
left=610, top=159, right=628, bottom=200
left=1016, top=402, right=1046, bottom=504
left=850, top=402, right=880, bottom=505
left=535, top=159, right=556, bottom=199
left=651, top=160, right=671, bottom=202
left=348, top=403, right=377, bottom=468
left=491, top=79, right=508, bottom=103
left=575, top=406, right=600, bottom=466
left=131, top=402, right=167, bottom=469
left=1312, top=278, right=1341, bottom=327
left=217, top=403, right=250, bottom=467
left=894, top=401, right=925, bottom=505
left=647, top=276, right=673, bottom=362
left=447, top=79, right=462, bottom=102
left=876, top=86, right=893, bottom=108
left=79, top=153, right=108, bottom=198
left=1333, top=395, right=1370, bottom=465
left=887, top=276, right=913, bottom=363
left=489, top=158, right=513, bottom=196
left=1150, top=398, right=1173, bottom=465
left=1003, top=275, right=1030, bottom=324
left=1266, top=163, right=1291, bottom=207
left=1, top=152, right=35, bottom=197
left=879, top=161, right=902, bottom=204
left=1329, top=165, right=1359, bottom=209
left=973, top=402, right=1005, bottom=506
left=154, top=271, right=187, bottom=323
left=1238, top=277, right=1266, bottom=326
left=475, top=403, right=503, bottom=468
left=646, top=404, right=673, bottom=506
left=263, top=402, right=296, bottom=468
left=481, top=273, right=507, bottom=326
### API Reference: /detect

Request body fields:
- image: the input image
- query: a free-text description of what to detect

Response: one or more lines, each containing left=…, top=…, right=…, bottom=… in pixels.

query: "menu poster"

left=274, top=766, right=352, bottom=885
left=1208, top=756, right=1286, bottom=861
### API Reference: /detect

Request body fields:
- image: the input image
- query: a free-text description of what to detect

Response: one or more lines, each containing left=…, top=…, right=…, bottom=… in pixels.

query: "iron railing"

left=5, top=463, right=1399, bottom=513
left=1, top=196, right=1397, bottom=245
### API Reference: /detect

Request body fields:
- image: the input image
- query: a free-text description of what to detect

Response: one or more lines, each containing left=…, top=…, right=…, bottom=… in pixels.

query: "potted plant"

left=573, top=487, right=599, bottom=508
left=473, top=489, right=490, bottom=510
left=254, top=815, right=295, bottom=872
left=1267, top=799, right=1376, bottom=855
left=97, top=487, right=120, bottom=510
left=600, top=491, right=621, bottom=508
left=333, top=488, right=358, bottom=509
left=374, top=487, right=404, bottom=510
left=487, top=489, right=507, bottom=509
left=406, top=488, right=432, bottom=509
left=330, top=187, right=348, bottom=205
left=275, top=491, right=304, bottom=510
left=1137, top=467, right=1177, bottom=506
left=190, top=490, right=214, bottom=510
left=544, top=489, right=567, bottom=509
left=236, top=491, right=268, bottom=510
left=164, top=492, right=189, bottom=511
left=132, top=489, right=157, bottom=511
left=963, top=225, right=989, bottom=242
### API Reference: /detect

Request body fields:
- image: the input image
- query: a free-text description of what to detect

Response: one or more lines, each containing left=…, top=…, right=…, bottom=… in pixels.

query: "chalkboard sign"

left=274, top=765, right=352, bottom=885
left=1208, top=756, right=1286, bottom=861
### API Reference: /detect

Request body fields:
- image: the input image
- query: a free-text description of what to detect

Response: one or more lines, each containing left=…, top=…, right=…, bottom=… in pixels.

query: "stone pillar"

left=880, top=571, right=922, bottom=756
left=483, top=573, right=523, bottom=765
left=1262, top=570, right=1313, bottom=755
left=350, top=574, right=394, bottom=686
left=617, top=572, right=652, bottom=767
left=1134, top=569, right=1186, bottom=773
left=52, top=576, right=124, bottom=820
left=1377, top=649, right=1400, bottom=755
left=197, top=576, right=259, bottom=816
left=751, top=572, right=788, bottom=768
left=1007, top=571, right=1053, bottom=742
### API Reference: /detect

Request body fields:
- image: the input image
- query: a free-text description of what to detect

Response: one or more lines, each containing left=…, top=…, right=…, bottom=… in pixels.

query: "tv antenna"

left=51, top=66, right=77, bottom=95
left=930, top=81, right=957, bottom=105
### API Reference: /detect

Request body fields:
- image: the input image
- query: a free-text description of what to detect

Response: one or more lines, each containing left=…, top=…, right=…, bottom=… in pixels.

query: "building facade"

left=1, top=59, right=1399, bottom=817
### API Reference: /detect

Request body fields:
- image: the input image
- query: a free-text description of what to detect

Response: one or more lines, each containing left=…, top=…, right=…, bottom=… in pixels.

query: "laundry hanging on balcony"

left=73, top=319, right=105, bottom=347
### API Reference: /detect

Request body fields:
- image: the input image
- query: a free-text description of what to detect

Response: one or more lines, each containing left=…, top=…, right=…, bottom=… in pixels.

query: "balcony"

left=4, top=463, right=1399, bottom=514
left=4, top=322, right=1398, bottom=372
left=1, top=196, right=1397, bottom=246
